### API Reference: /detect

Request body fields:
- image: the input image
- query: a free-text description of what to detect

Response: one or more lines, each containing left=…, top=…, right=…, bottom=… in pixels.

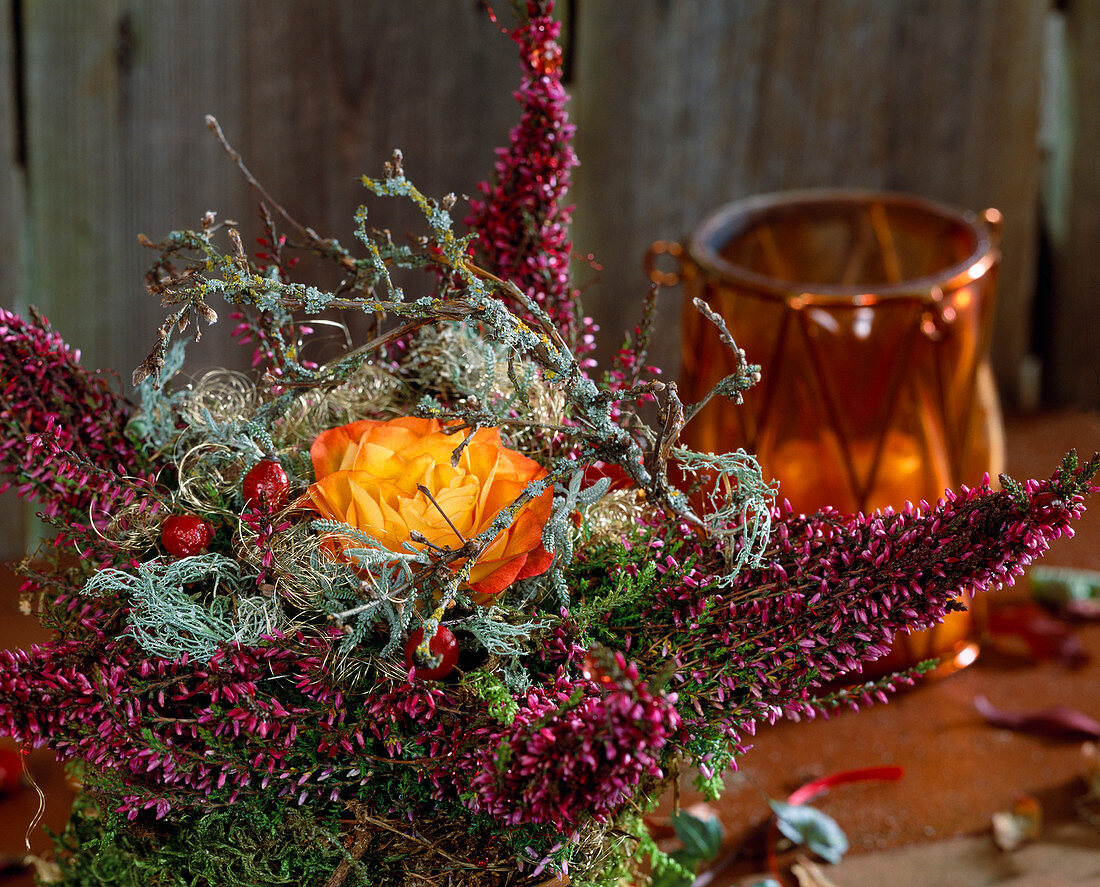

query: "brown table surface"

left=684, top=410, right=1100, bottom=885
left=1, top=411, right=1098, bottom=886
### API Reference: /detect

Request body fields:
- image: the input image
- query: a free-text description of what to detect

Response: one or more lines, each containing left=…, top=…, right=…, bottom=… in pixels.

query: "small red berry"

left=161, top=514, right=214, bottom=558
left=243, top=459, right=290, bottom=510
left=404, top=625, right=459, bottom=680
left=0, top=748, right=24, bottom=795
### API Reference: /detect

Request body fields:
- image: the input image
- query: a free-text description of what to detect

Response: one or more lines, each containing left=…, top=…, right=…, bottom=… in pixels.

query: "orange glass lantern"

left=648, top=190, right=1005, bottom=675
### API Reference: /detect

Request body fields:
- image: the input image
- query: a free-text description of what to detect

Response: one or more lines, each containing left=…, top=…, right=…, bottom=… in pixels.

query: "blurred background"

left=0, top=0, right=1096, bottom=557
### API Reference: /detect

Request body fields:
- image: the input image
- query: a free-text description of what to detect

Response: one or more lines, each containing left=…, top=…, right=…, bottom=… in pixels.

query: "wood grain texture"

left=235, top=0, right=518, bottom=349
left=0, top=0, right=27, bottom=559
left=570, top=0, right=1046, bottom=406
left=238, top=0, right=517, bottom=243
left=0, top=0, right=22, bottom=311
left=15, top=0, right=517, bottom=382
left=1048, top=0, right=1100, bottom=407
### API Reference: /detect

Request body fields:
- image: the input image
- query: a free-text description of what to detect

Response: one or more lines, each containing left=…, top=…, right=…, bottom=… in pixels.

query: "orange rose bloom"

left=300, top=417, right=554, bottom=600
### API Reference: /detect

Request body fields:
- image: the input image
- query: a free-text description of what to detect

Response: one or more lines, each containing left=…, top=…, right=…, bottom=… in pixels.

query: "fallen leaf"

left=1030, top=566, right=1100, bottom=619
left=769, top=800, right=849, bottom=865
left=974, top=695, right=1100, bottom=739
left=765, top=767, right=902, bottom=880
left=992, top=794, right=1042, bottom=851
left=1074, top=743, right=1100, bottom=827
left=987, top=602, right=1088, bottom=667
left=671, top=806, right=723, bottom=862
left=791, top=855, right=844, bottom=887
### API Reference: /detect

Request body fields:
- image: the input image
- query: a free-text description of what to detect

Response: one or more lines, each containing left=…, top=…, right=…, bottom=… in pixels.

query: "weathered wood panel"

left=1048, top=0, right=1100, bottom=407
left=17, top=0, right=517, bottom=382
left=570, top=0, right=1047, bottom=407
left=22, top=0, right=248, bottom=380
left=233, top=0, right=519, bottom=351
left=0, top=1, right=22, bottom=313
left=237, top=0, right=518, bottom=246
left=0, top=0, right=27, bottom=559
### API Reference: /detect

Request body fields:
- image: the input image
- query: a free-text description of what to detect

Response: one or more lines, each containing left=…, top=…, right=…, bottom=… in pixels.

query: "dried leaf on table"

left=987, top=601, right=1088, bottom=666
left=671, top=805, right=723, bottom=861
left=791, top=855, right=844, bottom=887
left=25, top=855, right=60, bottom=882
left=1030, top=566, right=1100, bottom=619
left=769, top=800, right=849, bottom=865
left=974, top=694, right=1100, bottom=739
left=991, top=794, right=1042, bottom=851
left=1074, top=743, right=1100, bottom=827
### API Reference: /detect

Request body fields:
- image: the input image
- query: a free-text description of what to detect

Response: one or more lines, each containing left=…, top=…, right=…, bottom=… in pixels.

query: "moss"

left=49, top=795, right=362, bottom=887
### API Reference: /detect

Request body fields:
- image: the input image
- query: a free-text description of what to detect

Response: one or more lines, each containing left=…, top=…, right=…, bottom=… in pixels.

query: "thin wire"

left=21, top=749, right=45, bottom=853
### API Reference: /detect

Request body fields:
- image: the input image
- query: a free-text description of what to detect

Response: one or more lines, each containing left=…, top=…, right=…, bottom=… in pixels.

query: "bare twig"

left=417, top=483, right=469, bottom=543
left=205, top=115, right=310, bottom=243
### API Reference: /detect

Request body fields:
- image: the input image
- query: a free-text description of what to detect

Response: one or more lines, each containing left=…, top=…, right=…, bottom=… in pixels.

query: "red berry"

left=0, top=748, right=23, bottom=794
left=243, top=459, right=290, bottom=510
left=161, top=514, right=214, bottom=557
left=404, top=625, right=459, bottom=680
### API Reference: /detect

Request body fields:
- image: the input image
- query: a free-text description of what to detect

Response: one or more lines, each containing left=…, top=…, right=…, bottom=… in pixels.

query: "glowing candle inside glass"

left=663, top=191, right=1004, bottom=676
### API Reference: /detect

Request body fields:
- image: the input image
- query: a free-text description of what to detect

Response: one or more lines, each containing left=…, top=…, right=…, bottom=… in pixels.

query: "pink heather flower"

left=0, top=308, right=158, bottom=535
left=466, top=1, right=597, bottom=353
left=0, top=627, right=368, bottom=816
left=645, top=456, right=1097, bottom=739
left=449, top=654, right=680, bottom=832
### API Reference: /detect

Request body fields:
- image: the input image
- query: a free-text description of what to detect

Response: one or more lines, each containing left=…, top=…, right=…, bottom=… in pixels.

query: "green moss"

left=461, top=669, right=519, bottom=725
left=49, top=794, right=364, bottom=887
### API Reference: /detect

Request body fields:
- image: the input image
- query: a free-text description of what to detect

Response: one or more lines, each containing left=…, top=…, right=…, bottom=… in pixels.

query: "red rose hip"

left=161, top=514, right=214, bottom=558
left=404, top=625, right=459, bottom=680
left=243, top=459, right=290, bottom=510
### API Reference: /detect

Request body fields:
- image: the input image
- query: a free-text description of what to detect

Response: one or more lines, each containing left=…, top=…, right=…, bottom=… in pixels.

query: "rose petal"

left=310, top=419, right=379, bottom=478
left=302, top=417, right=554, bottom=601
left=515, top=543, right=554, bottom=582
left=469, top=552, right=528, bottom=600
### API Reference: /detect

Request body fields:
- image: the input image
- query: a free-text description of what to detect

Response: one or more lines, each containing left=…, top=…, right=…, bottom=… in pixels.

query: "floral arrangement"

left=0, top=4, right=1095, bottom=886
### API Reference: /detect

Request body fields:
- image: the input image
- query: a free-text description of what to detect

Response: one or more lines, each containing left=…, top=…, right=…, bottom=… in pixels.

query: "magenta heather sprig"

left=0, top=598, right=679, bottom=840
left=466, top=0, right=595, bottom=353
left=0, top=308, right=158, bottom=534
left=644, top=454, right=1098, bottom=740
left=0, top=625, right=377, bottom=818
left=0, top=3, right=1093, bottom=880
left=451, top=654, right=679, bottom=832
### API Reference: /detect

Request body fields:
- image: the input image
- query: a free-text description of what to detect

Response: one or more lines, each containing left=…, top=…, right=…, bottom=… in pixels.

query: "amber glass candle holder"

left=648, top=190, right=1005, bottom=675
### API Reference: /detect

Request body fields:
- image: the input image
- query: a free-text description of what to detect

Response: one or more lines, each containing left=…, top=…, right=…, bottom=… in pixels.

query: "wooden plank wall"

left=0, top=0, right=1096, bottom=558
left=18, top=0, right=518, bottom=378
left=570, top=0, right=1050, bottom=396
left=0, top=0, right=26, bottom=559
left=1048, top=0, right=1100, bottom=406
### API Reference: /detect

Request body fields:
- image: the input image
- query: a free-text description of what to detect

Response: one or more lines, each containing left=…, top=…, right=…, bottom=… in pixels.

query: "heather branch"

left=640, top=455, right=1096, bottom=736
